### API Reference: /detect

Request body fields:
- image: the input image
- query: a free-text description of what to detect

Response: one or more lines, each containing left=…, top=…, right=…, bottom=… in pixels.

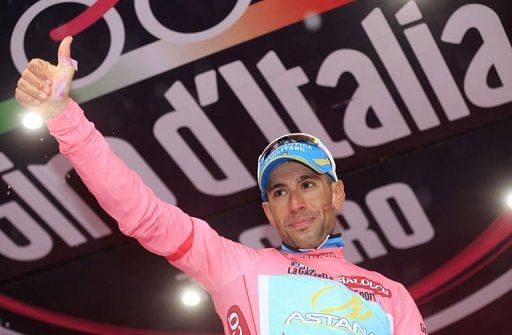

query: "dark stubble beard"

left=288, top=218, right=334, bottom=249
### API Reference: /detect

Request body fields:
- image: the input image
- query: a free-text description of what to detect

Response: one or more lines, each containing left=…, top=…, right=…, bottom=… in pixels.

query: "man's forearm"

left=46, top=99, right=193, bottom=256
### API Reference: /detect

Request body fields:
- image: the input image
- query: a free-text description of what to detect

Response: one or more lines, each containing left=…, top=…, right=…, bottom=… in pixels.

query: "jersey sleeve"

left=392, top=283, right=428, bottom=335
left=45, top=99, right=260, bottom=292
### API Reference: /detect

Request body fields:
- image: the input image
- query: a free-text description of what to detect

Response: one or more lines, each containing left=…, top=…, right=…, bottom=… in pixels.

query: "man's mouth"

left=288, top=217, right=314, bottom=230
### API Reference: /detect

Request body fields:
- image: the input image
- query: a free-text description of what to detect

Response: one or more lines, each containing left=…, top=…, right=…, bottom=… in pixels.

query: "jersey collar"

left=280, top=234, right=345, bottom=253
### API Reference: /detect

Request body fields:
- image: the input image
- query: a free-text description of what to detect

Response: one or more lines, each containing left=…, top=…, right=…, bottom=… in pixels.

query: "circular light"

left=507, top=193, right=512, bottom=209
left=304, top=12, right=322, bottom=32
left=181, top=289, right=201, bottom=307
left=22, top=112, right=43, bottom=129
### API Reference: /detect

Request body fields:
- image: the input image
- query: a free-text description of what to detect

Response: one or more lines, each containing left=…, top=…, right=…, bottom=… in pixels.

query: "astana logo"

left=311, top=286, right=373, bottom=320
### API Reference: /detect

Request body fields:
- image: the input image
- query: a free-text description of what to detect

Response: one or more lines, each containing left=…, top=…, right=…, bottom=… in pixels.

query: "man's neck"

left=280, top=233, right=344, bottom=253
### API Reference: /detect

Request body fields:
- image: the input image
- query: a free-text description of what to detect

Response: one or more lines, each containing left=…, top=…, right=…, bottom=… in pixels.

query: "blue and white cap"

left=257, top=133, right=338, bottom=201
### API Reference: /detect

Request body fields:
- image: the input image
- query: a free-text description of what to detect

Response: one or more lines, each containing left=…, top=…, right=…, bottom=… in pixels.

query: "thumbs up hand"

left=15, top=36, right=76, bottom=119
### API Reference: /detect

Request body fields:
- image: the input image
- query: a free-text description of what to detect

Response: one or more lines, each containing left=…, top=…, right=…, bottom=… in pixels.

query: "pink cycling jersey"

left=46, top=99, right=427, bottom=335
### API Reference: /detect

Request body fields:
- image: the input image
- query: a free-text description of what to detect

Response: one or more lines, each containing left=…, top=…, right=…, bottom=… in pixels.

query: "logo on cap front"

left=314, top=159, right=331, bottom=166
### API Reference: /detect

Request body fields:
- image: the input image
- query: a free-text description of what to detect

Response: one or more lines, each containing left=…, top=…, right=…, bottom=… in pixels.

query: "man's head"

left=257, top=133, right=345, bottom=249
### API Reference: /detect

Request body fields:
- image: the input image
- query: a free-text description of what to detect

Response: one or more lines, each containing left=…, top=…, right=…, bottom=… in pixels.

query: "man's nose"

left=289, top=190, right=306, bottom=213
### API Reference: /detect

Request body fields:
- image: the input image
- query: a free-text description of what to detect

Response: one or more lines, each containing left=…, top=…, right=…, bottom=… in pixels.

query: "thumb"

left=57, top=36, right=76, bottom=70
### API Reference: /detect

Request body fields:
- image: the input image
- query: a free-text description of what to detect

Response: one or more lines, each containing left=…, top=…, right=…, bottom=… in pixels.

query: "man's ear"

left=331, top=180, right=345, bottom=210
left=261, top=202, right=276, bottom=226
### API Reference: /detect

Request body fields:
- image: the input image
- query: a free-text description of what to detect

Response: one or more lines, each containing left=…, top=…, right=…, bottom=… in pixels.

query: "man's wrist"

left=45, top=97, right=71, bottom=120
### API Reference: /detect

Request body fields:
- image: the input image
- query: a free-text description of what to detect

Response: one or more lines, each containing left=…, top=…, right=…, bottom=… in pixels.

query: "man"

left=15, top=37, right=427, bottom=334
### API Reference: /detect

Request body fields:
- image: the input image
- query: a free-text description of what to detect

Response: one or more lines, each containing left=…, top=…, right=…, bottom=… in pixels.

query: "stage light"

left=181, top=288, right=201, bottom=307
left=506, top=192, right=512, bottom=209
left=22, top=112, right=43, bottom=130
left=304, top=12, right=322, bottom=32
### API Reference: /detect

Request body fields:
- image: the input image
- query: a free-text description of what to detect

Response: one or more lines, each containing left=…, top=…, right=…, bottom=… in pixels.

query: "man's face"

left=261, top=161, right=345, bottom=249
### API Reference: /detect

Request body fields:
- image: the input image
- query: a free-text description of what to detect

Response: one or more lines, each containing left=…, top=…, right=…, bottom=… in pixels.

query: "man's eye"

left=302, top=181, right=315, bottom=189
left=273, top=189, right=287, bottom=197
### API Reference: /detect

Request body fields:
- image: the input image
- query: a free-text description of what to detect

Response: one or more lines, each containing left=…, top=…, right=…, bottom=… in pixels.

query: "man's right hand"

left=15, top=36, right=76, bottom=120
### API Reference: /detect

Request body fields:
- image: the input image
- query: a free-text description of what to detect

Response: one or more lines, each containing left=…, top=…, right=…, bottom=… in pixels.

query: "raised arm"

left=14, top=37, right=260, bottom=292
left=14, top=36, right=195, bottom=256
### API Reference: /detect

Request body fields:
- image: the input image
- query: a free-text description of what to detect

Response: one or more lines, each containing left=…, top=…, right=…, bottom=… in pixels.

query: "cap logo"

left=266, top=143, right=312, bottom=160
left=313, top=158, right=331, bottom=166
